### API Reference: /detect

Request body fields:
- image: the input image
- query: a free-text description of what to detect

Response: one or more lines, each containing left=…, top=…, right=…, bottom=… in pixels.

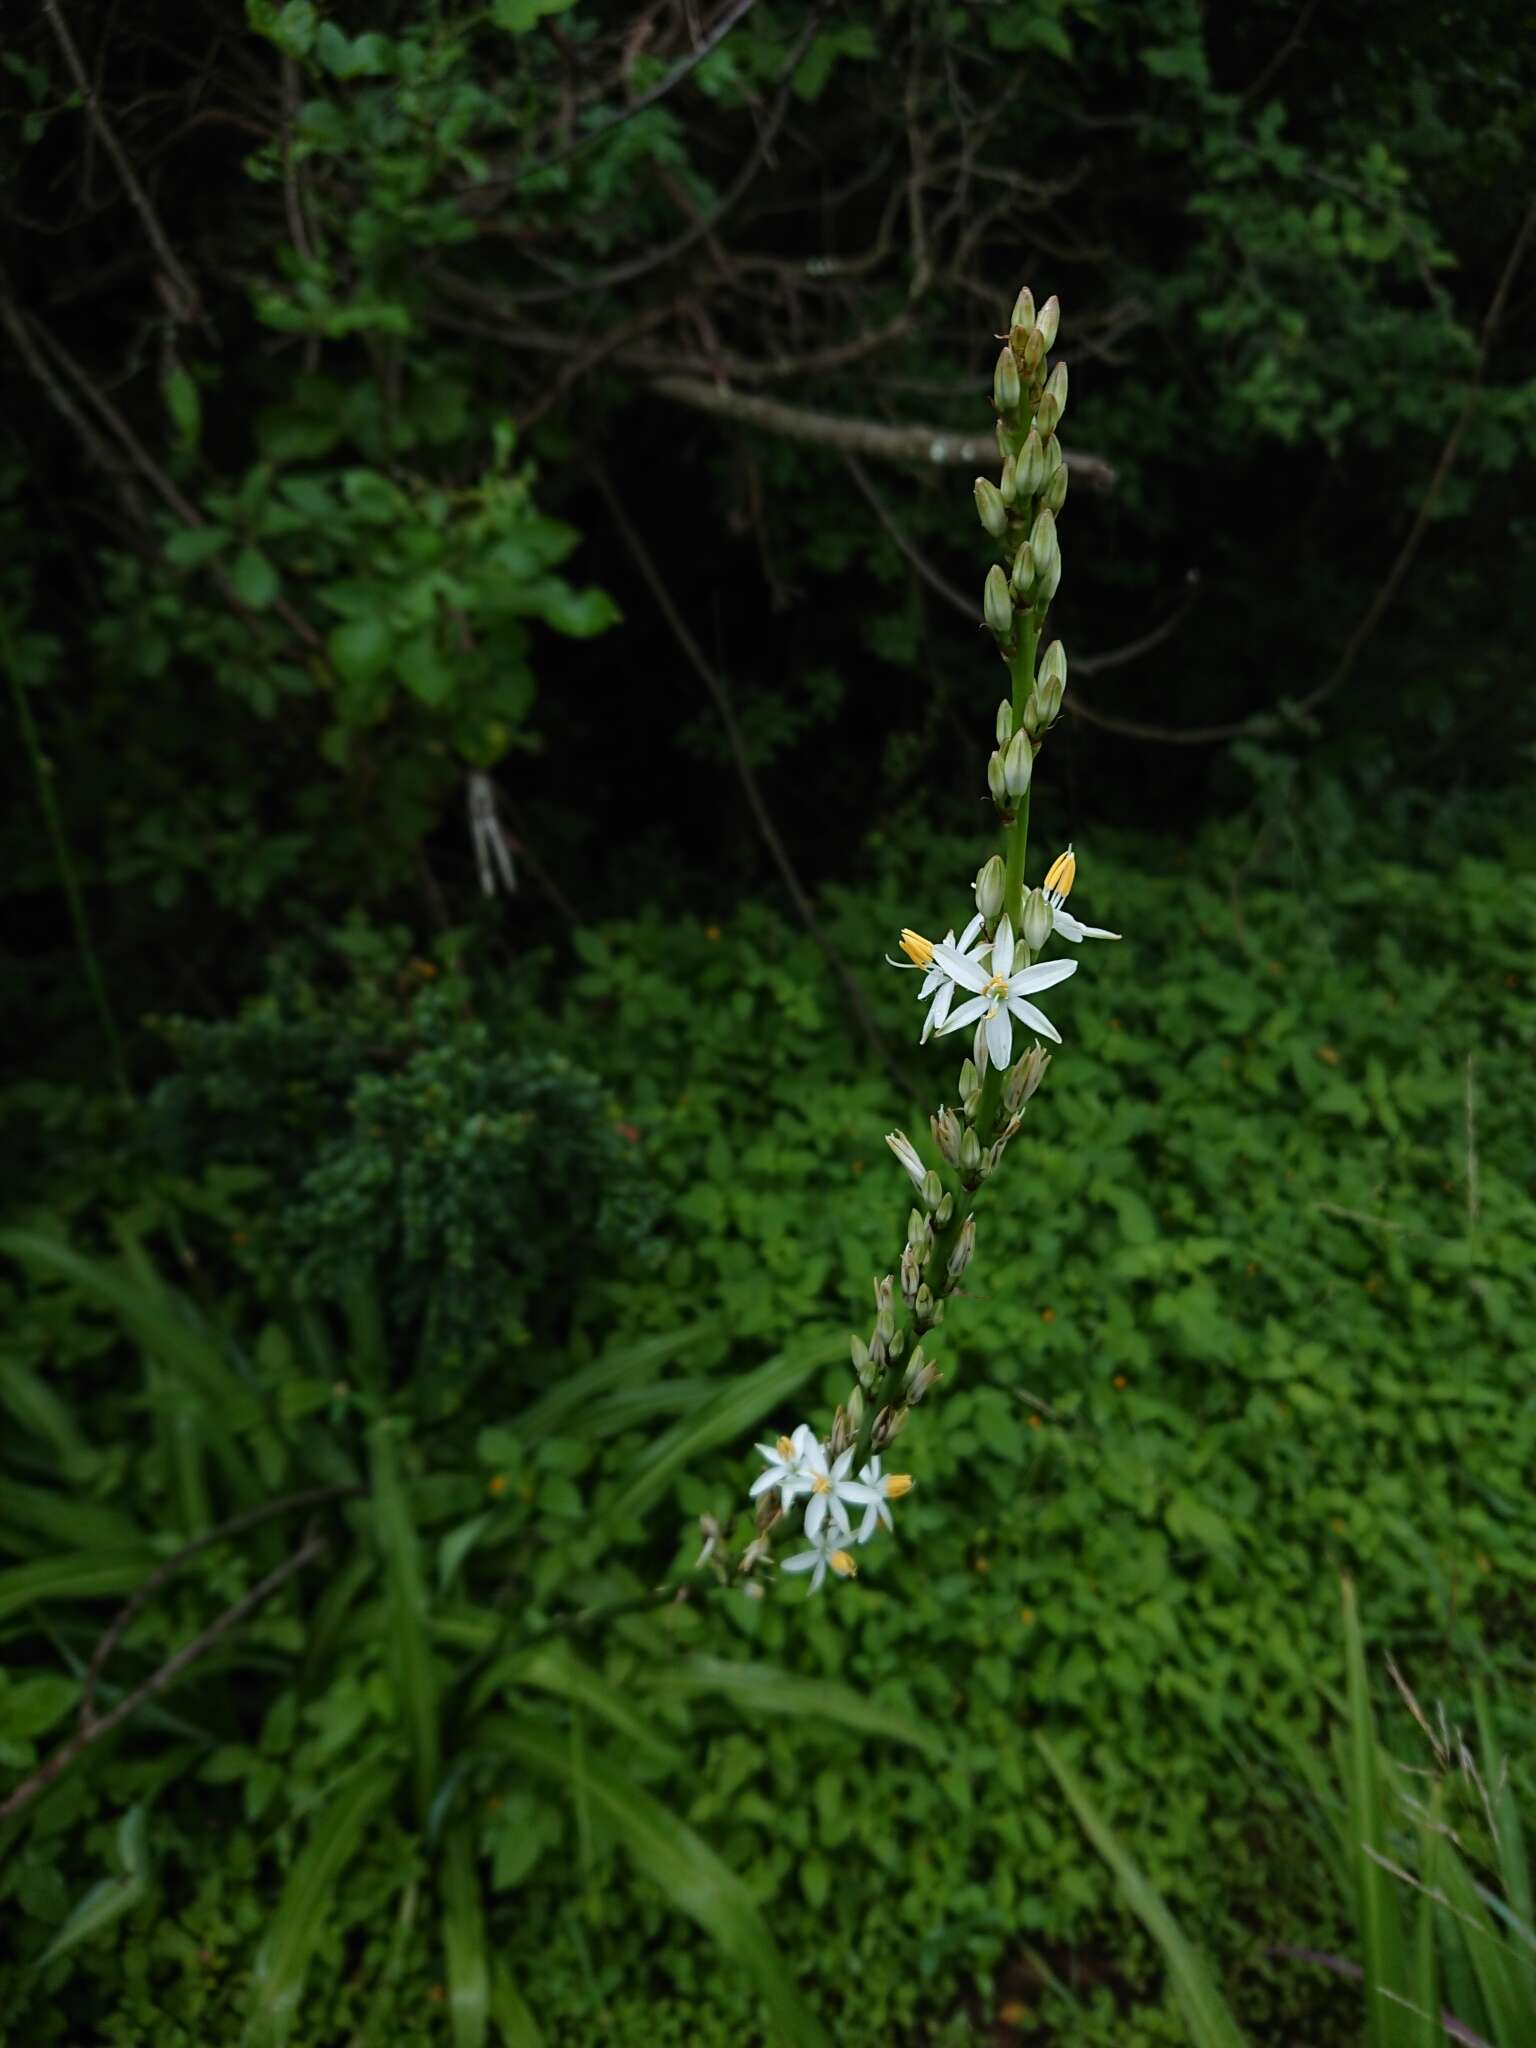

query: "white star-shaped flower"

left=853, top=1457, right=915, bottom=1544
left=800, top=1441, right=878, bottom=1541
left=781, top=1523, right=860, bottom=1593
left=934, top=913, right=1077, bottom=1067
left=749, top=1423, right=817, bottom=1505
left=1042, top=845, right=1119, bottom=944
left=889, top=915, right=992, bottom=1042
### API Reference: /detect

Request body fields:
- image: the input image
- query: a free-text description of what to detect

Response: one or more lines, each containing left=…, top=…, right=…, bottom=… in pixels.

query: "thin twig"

left=1, top=1527, right=330, bottom=1824
left=42, top=0, right=205, bottom=328
left=79, top=1484, right=364, bottom=1730
left=593, top=462, right=913, bottom=1097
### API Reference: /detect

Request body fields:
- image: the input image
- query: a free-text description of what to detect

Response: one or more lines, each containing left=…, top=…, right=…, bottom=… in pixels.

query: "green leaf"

left=643, top=1656, right=941, bottom=1758
left=162, top=524, right=230, bottom=568
left=231, top=546, right=280, bottom=610
left=493, top=1720, right=830, bottom=2046
left=488, top=1962, right=544, bottom=2047
left=490, top=0, right=576, bottom=32
left=36, top=1804, right=152, bottom=1967
left=518, top=1324, right=717, bottom=1445
left=0, top=1551, right=155, bottom=1624
left=370, top=1422, right=439, bottom=1824
left=327, top=615, right=394, bottom=686
left=1038, top=1735, right=1248, bottom=2048
left=441, top=1827, right=489, bottom=2048
left=475, top=1647, right=684, bottom=1770
left=0, top=1672, right=80, bottom=1742
left=396, top=632, right=454, bottom=706
left=164, top=367, right=201, bottom=445
left=596, top=1329, right=835, bottom=1534
left=246, top=1759, right=397, bottom=2046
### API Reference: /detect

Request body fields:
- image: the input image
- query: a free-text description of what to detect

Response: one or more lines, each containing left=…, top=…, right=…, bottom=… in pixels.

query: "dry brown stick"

left=0, top=1526, right=330, bottom=1825
left=42, top=0, right=205, bottom=328
left=653, top=375, right=1118, bottom=491
left=78, top=1484, right=364, bottom=1731
left=593, top=462, right=914, bottom=1098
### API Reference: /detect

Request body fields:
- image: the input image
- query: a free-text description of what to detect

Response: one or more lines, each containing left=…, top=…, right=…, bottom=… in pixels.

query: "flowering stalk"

left=737, top=288, right=1118, bottom=1592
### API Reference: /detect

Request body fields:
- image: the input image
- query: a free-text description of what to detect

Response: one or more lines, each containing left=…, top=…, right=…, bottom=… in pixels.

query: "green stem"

left=3, top=619, right=132, bottom=1104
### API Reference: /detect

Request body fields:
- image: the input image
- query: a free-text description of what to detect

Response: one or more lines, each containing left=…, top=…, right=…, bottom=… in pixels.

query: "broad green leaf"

left=36, top=1804, right=152, bottom=1967
left=494, top=1719, right=830, bottom=2046
left=0, top=1672, right=80, bottom=1742
left=162, top=523, right=230, bottom=568
left=643, top=1656, right=941, bottom=1758
left=1039, top=1735, right=1248, bottom=2048
left=231, top=545, right=280, bottom=610
left=441, top=1826, right=489, bottom=2048
left=370, top=1422, right=439, bottom=1823
left=489, top=1961, right=544, bottom=2047
left=327, top=615, right=393, bottom=686
left=246, top=1758, right=396, bottom=2046
left=396, top=632, right=454, bottom=706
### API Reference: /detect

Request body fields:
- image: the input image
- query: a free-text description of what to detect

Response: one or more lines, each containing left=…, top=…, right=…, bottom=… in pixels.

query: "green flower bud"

left=1009, top=324, right=1032, bottom=357
left=907, top=1207, right=931, bottom=1252
left=1037, top=294, right=1060, bottom=352
left=1040, top=638, right=1067, bottom=687
left=1003, top=727, right=1034, bottom=798
left=1045, top=360, right=1068, bottom=422
left=1037, top=551, right=1062, bottom=606
left=1009, top=542, right=1035, bottom=600
left=930, top=1107, right=963, bottom=1167
left=913, top=1283, right=937, bottom=1329
left=1030, top=508, right=1059, bottom=584
left=959, top=1127, right=982, bottom=1178
left=934, top=1191, right=954, bottom=1227
left=993, top=347, right=1021, bottom=415
left=1033, top=672, right=1064, bottom=727
left=1035, top=390, right=1060, bottom=437
left=995, top=698, right=1014, bottom=746
left=958, top=1059, right=979, bottom=1116
left=1010, top=285, right=1036, bottom=333
left=983, top=565, right=1013, bottom=640
left=1004, top=1044, right=1050, bottom=1112
left=974, top=477, right=1008, bottom=539
left=851, top=1334, right=870, bottom=1372
left=998, top=454, right=1018, bottom=507
left=1042, top=462, right=1068, bottom=515
left=986, top=748, right=1008, bottom=808
left=921, top=1169, right=943, bottom=1213
left=946, top=1215, right=976, bottom=1286
left=1016, top=429, right=1044, bottom=499
left=1041, top=434, right=1063, bottom=480
left=846, top=1384, right=864, bottom=1428
left=1022, top=327, right=1046, bottom=375
left=975, top=853, right=1006, bottom=922
left=1022, top=886, right=1052, bottom=952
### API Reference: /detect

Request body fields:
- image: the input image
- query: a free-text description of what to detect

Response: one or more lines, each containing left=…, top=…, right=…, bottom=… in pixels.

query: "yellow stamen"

left=811, top=1474, right=830, bottom=1494
left=830, top=1550, right=858, bottom=1578
left=899, top=928, right=934, bottom=968
left=1043, top=846, right=1076, bottom=900
left=776, top=1435, right=794, bottom=1459
left=983, top=973, right=1008, bottom=997
left=883, top=1473, right=915, bottom=1499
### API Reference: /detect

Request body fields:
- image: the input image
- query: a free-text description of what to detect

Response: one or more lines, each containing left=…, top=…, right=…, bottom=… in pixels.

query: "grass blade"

left=643, top=1655, right=941, bottom=1757
left=489, top=1960, right=545, bottom=2047
left=596, top=1330, right=836, bottom=1534
left=495, top=1717, right=830, bottom=2047
left=0, top=1551, right=156, bottom=1624
left=1038, top=1734, right=1248, bottom=2048
left=369, top=1421, right=439, bottom=1825
left=441, top=1825, right=489, bottom=2048
left=474, top=1645, right=685, bottom=1769
left=518, top=1323, right=718, bottom=1446
left=1341, top=1576, right=1410, bottom=2048
left=245, top=1757, right=396, bottom=2047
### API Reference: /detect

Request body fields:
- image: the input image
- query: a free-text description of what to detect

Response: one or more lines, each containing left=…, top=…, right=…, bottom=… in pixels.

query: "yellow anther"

left=830, top=1550, right=858, bottom=1578
left=899, top=929, right=934, bottom=968
left=984, top=973, right=1008, bottom=997
left=1044, top=846, right=1076, bottom=900
left=811, top=1474, right=830, bottom=1494
left=883, top=1473, right=915, bottom=1499
left=776, top=1435, right=794, bottom=1459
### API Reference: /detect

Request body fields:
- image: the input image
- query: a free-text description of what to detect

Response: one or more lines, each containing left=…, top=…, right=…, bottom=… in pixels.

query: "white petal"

left=830, top=1448, right=856, bottom=1481
left=804, top=1492, right=828, bottom=1540
left=957, top=912, right=985, bottom=952
left=749, top=1468, right=783, bottom=1498
left=985, top=1004, right=1014, bottom=1070
left=929, top=942, right=990, bottom=994
left=790, top=1423, right=817, bottom=1459
left=936, top=994, right=988, bottom=1037
left=809, top=1557, right=827, bottom=1592
left=836, top=1481, right=880, bottom=1506
left=991, top=917, right=1015, bottom=980
left=1007, top=957, right=1078, bottom=995
left=855, top=1502, right=879, bottom=1545
left=1055, top=908, right=1119, bottom=942
left=782, top=1549, right=819, bottom=1574
left=1005, top=995, right=1061, bottom=1044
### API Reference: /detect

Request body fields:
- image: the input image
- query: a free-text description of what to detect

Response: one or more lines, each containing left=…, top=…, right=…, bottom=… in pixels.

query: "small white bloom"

left=749, top=1422, right=817, bottom=1505
left=1042, top=845, right=1119, bottom=944
left=781, top=1523, right=860, bottom=1594
left=934, top=914, right=1078, bottom=1066
left=853, top=1456, right=916, bottom=1544
left=800, top=1440, right=879, bottom=1541
left=885, top=1130, right=928, bottom=1193
left=888, top=915, right=991, bottom=1042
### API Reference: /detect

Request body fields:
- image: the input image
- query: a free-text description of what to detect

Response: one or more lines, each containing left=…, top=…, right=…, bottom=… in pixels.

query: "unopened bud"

left=1042, top=462, right=1068, bottom=515
left=1032, top=673, right=1064, bottom=728
left=1010, top=286, right=1036, bottom=333
left=995, top=700, right=1013, bottom=747
left=983, top=565, right=1013, bottom=641
left=987, top=749, right=1008, bottom=808
left=998, top=454, right=1018, bottom=507
left=1036, top=294, right=1060, bottom=352
left=947, top=1215, right=976, bottom=1285
left=1042, top=434, right=1063, bottom=480
left=974, top=478, right=1008, bottom=539
left=1004, top=1045, right=1050, bottom=1112
left=958, top=1060, right=980, bottom=1119
left=975, top=853, right=1005, bottom=922
left=877, top=1299, right=898, bottom=1345
left=1030, top=508, right=1059, bottom=585
left=1016, top=430, right=1044, bottom=499
left=1045, top=361, right=1068, bottom=424
left=888, top=1326, right=905, bottom=1360
left=1022, top=886, right=1052, bottom=952
left=972, top=1016, right=990, bottom=1078
left=921, top=1169, right=944, bottom=1213
left=904, top=1354, right=942, bottom=1404
left=913, top=1283, right=937, bottom=1328
left=1040, top=638, right=1067, bottom=687
left=907, top=1207, right=932, bottom=1253
left=959, top=1127, right=982, bottom=1178
left=846, top=1384, right=864, bottom=1428
left=1035, top=391, right=1060, bottom=438
left=934, top=1192, right=954, bottom=1226
left=1009, top=543, right=1035, bottom=601
left=1022, top=327, right=1045, bottom=375
left=930, top=1107, right=963, bottom=1167
left=1003, top=727, right=1033, bottom=798
left=993, top=347, right=1021, bottom=415
left=851, top=1334, right=870, bottom=1373
left=1037, top=551, right=1062, bottom=606
left=829, top=1405, right=851, bottom=1456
